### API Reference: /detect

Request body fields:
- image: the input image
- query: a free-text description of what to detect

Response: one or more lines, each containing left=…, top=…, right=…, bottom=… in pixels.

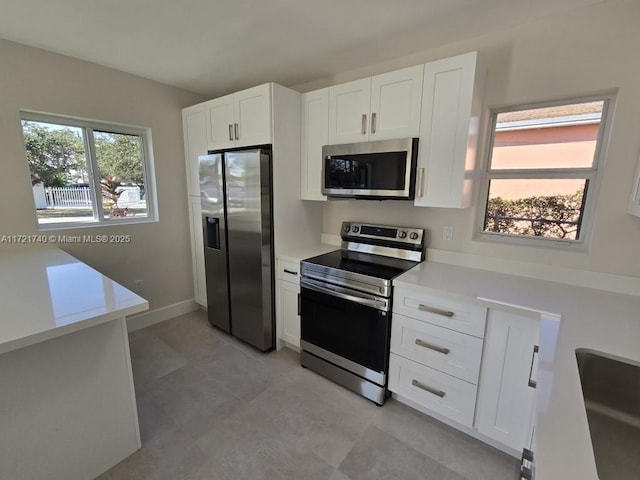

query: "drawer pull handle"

left=283, top=269, right=298, bottom=276
left=411, top=379, right=445, bottom=398
left=418, top=304, right=454, bottom=318
left=415, top=338, right=450, bottom=355
left=228, top=124, right=234, bottom=141
left=234, top=123, right=239, bottom=140
left=528, top=345, right=539, bottom=389
left=362, top=114, right=367, bottom=135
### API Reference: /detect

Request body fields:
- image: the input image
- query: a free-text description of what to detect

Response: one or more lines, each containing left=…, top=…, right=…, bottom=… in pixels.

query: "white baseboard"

left=126, top=299, right=201, bottom=332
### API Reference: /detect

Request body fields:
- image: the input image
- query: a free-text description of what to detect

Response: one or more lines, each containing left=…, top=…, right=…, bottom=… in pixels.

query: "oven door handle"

left=301, top=278, right=389, bottom=311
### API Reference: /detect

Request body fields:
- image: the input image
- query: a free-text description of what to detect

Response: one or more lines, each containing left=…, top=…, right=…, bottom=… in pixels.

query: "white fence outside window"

left=35, top=185, right=142, bottom=209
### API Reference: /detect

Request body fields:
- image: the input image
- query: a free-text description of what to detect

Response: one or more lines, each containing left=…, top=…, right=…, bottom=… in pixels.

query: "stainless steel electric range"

left=300, top=221, right=425, bottom=405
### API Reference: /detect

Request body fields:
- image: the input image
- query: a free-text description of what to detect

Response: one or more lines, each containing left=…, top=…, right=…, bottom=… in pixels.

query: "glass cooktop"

left=303, top=249, right=419, bottom=281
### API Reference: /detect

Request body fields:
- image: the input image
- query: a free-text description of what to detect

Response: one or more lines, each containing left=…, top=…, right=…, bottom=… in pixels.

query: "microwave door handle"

left=301, top=279, right=387, bottom=311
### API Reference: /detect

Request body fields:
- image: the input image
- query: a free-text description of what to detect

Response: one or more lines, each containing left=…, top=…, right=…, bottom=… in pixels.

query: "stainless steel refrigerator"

left=199, top=148, right=274, bottom=351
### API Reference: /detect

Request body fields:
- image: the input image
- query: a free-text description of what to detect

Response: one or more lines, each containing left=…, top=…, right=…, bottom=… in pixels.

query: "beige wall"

left=0, top=39, right=206, bottom=310
left=293, top=0, right=640, bottom=278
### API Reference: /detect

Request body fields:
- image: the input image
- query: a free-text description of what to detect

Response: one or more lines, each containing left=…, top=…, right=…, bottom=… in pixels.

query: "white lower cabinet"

left=389, top=286, right=540, bottom=456
left=389, top=290, right=486, bottom=428
left=276, top=259, right=301, bottom=349
left=475, top=308, right=540, bottom=452
left=390, top=313, right=483, bottom=384
left=389, top=353, right=477, bottom=427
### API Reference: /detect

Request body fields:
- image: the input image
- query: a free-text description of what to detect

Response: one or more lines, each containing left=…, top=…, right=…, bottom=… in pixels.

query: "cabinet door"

left=234, top=84, right=272, bottom=147
left=328, top=78, right=371, bottom=144
left=301, top=88, right=328, bottom=201
left=182, top=103, right=208, bottom=197
left=475, top=308, right=539, bottom=451
left=415, top=51, right=482, bottom=208
left=206, top=94, right=235, bottom=151
left=370, top=65, right=424, bottom=141
left=277, top=279, right=301, bottom=348
left=188, top=197, right=207, bottom=307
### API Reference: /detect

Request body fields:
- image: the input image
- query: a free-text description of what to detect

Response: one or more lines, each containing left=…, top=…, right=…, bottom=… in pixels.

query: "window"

left=20, top=111, right=156, bottom=228
left=480, top=97, right=612, bottom=244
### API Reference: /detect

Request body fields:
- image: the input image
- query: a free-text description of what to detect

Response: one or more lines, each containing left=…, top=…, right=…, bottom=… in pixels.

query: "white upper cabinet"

left=328, top=78, right=371, bottom=144
left=206, top=84, right=272, bottom=150
left=301, top=88, right=329, bottom=201
left=369, top=65, right=424, bottom=140
left=328, top=65, right=423, bottom=145
left=182, top=102, right=208, bottom=197
left=414, top=51, right=484, bottom=208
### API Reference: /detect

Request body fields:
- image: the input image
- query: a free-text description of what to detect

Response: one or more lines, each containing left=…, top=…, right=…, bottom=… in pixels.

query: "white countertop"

left=394, top=261, right=640, bottom=480
left=0, top=246, right=148, bottom=355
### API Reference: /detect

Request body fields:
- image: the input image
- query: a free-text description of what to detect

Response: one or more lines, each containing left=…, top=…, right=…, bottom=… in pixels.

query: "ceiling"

left=0, top=0, right=606, bottom=97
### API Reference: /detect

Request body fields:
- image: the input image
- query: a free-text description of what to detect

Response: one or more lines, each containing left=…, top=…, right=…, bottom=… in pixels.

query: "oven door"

left=300, top=278, right=391, bottom=386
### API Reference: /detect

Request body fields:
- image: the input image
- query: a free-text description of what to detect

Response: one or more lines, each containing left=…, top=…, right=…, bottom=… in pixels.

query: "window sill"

left=474, top=231, right=590, bottom=254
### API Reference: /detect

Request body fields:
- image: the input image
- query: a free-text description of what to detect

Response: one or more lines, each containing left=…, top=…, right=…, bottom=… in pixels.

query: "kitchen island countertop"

left=0, top=245, right=148, bottom=480
left=0, top=245, right=147, bottom=354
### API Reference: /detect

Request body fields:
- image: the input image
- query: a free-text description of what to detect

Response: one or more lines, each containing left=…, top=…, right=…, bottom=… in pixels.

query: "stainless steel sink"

left=575, top=349, right=640, bottom=480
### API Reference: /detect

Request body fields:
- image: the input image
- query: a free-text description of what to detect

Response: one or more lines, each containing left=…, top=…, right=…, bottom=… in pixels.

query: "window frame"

left=21, top=111, right=158, bottom=230
left=475, top=94, right=615, bottom=249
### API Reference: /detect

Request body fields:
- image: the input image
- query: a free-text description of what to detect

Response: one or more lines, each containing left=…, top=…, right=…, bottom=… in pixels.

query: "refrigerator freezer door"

left=199, top=154, right=231, bottom=333
left=224, top=149, right=274, bottom=351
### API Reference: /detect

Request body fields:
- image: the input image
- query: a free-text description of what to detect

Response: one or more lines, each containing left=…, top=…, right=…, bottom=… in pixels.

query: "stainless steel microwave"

left=321, top=138, right=418, bottom=200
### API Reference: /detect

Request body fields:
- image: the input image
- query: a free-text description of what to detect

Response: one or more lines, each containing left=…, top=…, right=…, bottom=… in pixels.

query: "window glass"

left=481, top=98, right=609, bottom=242
left=93, top=131, right=148, bottom=220
left=20, top=114, right=154, bottom=228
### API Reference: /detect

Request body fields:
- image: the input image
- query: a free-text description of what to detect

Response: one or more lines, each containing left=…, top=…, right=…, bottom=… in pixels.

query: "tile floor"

left=99, top=310, right=518, bottom=480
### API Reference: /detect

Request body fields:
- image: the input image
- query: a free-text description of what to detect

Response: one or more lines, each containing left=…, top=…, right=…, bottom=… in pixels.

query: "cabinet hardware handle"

left=234, top=123, right=239, bottom=140
left=371, top=112, right=377, bottom=133
left=528, top=345, right=539, bottom=388
left=297, top=293, right=301, bottom=316
left=418, top=304, right=454, bottom=318
left=361, top=114, right=367, bottom=135
left=228, top=124, right=234, bottom=141
left=520, top=466, right=532, bottom=480
left=415, top=338, right=450, bottom=355
left=411, top=379, right=445, bottom=398
left=417, top=168, right=425, bottom=198
left=522, top=448, right=534, bottom=463
left=283, top=269, right=298, bottom=276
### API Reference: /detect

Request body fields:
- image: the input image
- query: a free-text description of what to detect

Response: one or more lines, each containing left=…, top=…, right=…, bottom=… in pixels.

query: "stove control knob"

left=344, top=225, right=351, bottom=233
left=352, top=226, right=360, bottom=233
left=398, top=231, right=407, bottom=239
left=409, top=232, right=419, bottom=240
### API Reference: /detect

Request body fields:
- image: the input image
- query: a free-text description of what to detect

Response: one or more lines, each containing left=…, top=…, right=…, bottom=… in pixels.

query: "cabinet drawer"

left=390, top=313, right=483, bottom=384
left=277, top=259, right=300, bottom=284
left=389, top=353, right=477, bottom=427
left=393, top=287, right=487, bottom=338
